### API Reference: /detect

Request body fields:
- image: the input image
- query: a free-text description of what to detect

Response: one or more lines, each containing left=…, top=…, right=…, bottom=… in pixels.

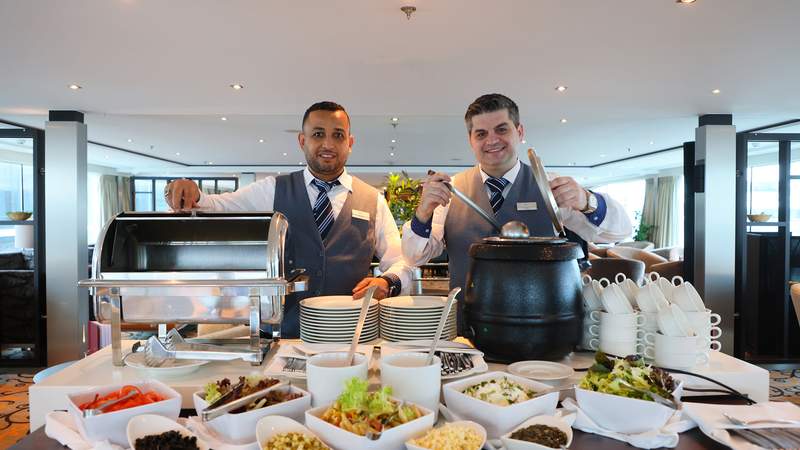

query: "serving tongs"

left=144, top=333, right=263, bottom=365
left=201, top=380, right=289, bottom=421
left=427, top=169, right=502, bottom=232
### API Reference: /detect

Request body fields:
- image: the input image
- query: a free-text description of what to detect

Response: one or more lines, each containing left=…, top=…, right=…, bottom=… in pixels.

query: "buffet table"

left=20, top=339, right=768, bottom=449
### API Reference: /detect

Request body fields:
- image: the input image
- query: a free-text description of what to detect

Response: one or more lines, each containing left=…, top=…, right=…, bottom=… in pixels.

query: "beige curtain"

left=100, top=175, right=131, bottom=224
left=641, top=178, right=658, bottom=235
left=652, top=176, right=678, bottom=248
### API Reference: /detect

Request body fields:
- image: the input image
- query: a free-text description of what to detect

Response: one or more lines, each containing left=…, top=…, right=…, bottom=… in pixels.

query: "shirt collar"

left=303, top=167, right=353, bottom=192
left=478, top=159, right=521, bottom=185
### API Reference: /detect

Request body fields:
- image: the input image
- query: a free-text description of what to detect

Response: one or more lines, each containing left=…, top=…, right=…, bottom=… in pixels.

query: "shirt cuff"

left=410, top=215, right=433, bottom=238
left=584, top=192, right=607, bottom=226
left=379, top=273, right=402, bottom=297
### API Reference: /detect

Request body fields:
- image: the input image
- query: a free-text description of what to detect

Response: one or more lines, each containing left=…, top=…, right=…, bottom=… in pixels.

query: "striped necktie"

left=311, top=178, right=340, bottom=240
left=485, top=176, right=510, bottom=214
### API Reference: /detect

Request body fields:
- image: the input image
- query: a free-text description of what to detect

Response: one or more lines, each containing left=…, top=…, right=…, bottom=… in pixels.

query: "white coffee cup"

left=589, top=338, right=644, bottom=357
left=671, top=282, right=706, bottom=312
left=642, top=332, right=712, bottom=368
left=684, top=309, right=722, bottom=340
left=601, top=284, right=634, bottom=314
left=380, top=352, right=441, bottom=420
left=307, top=352, right=369, bottom=407
left=640, top=311, right=660, bottom=332
left=582, top=275, right=604, bottom=311
left=581, top=311, right=599, bottom=350
left=615, top=274, right=641, bottom=308
left=657, top=304, right=696, bottom=337
left=635, top=283, right=669, bottom=313
left=644, top=346, right=709, bottom=369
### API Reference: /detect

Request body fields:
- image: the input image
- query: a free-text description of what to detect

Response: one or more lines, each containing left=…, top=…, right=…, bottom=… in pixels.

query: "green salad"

left=579, top=352, right=676, bottom=401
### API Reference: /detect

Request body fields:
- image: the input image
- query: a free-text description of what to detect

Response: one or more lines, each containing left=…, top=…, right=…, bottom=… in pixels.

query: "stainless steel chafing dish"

left=79, top=211, right=308, bottom=366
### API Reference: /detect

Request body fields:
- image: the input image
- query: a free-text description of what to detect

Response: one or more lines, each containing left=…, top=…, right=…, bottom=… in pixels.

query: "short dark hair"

left=301, top=101, right=351, bottom=130
left=464, top=93, right=520, bottom=132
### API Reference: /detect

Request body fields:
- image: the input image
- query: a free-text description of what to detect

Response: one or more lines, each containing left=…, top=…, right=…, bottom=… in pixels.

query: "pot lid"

left=527, top=148, right=566, bottom=237
left=482, top=236, right=567, bottom=245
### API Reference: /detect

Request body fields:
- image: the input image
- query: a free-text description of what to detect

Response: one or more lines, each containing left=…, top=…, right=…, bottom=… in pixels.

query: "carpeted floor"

left=0, top=373, right=34, bottom=449
left=0, top=369, right=799, bottom=448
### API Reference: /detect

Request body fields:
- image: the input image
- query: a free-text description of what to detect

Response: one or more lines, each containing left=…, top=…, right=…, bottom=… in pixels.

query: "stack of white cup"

left=587, top=309, right=645, bottom=357
left=580, top=274, right=606, bottom=350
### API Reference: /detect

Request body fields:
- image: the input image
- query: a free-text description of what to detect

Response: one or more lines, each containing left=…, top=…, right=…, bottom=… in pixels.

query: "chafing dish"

left=79, top=211, right=308, bottom=366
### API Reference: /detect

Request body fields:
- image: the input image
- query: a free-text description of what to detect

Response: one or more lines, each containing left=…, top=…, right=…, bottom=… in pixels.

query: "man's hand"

left=352, top=277, right=390, bottom=300
left=415, top=172, right=452, bottom=223
left=165, top=179, right=201, bottom=211
left=550, top=176, right=589, bottom=211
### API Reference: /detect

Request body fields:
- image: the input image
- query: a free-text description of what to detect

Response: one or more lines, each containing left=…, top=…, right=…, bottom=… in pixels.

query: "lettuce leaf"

left=204, top=381, right=222, bottom=405
left=338, top=377, right=370, bottom=413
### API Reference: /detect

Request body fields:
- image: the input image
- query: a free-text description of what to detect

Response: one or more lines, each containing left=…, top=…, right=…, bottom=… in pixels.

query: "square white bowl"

left=193, top=384, right=311, bottom=444
left=574, top=381, right=683, bottom=434
left=67, top=379, right=181, bottom=446
left=442, top=371, right=558, bottom=438
left=500, top=414, right=573, bottom=450
left=305, top=398, right=435, bottom=450
left=256, top=415, right=328, bottom=449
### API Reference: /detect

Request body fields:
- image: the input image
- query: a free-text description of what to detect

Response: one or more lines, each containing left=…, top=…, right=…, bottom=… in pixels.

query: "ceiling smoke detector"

left=400, top=6, right=417, bottom=20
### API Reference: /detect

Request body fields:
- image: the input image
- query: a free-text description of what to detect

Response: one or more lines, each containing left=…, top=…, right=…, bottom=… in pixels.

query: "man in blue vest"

left=166, top=101, right=411, bottom=338
left=402, top=93, right=632, bottom=302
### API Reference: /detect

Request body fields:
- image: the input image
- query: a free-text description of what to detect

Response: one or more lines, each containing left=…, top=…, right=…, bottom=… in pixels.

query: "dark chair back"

left=586, top=257, right=646, bottom=285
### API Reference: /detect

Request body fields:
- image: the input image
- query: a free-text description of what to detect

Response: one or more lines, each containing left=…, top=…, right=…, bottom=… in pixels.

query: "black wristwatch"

left=379, top=274, right=401, bottom=297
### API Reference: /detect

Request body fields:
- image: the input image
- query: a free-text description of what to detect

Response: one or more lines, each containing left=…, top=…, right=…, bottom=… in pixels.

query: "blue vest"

left=274, top=171, right=378, bottom=338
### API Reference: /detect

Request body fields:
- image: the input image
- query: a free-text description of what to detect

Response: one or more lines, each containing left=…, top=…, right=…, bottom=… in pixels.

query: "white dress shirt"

left=402, top=159, right=633, bottom=266
left=196, top=168, right=412, bottom=292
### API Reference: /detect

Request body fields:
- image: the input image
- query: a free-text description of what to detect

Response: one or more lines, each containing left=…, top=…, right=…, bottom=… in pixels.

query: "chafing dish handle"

left=285, top=268, right=309, bottom=293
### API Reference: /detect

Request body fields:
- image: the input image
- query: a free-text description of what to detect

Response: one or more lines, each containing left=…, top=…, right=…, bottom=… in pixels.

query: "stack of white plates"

left=299, top=296, right=380, bottom=343
left=379, top=296, right=457, bottom=342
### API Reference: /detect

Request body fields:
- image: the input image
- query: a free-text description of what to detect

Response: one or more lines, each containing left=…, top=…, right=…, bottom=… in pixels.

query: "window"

left=0, top=161, right=24, bottom=216
left=131, top=177, right=238, bottom=211
left=591, top=179, right=647, bottom=228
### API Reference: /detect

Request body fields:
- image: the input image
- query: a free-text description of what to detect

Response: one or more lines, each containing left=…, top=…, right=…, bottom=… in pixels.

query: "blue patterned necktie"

left=311, top=178, right=340, bottom=240
left=485, top=176, right=510, bottom=214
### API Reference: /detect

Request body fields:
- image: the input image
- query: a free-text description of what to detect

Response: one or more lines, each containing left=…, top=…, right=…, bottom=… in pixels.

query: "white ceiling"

left=1, top=0, right=799, bottom=185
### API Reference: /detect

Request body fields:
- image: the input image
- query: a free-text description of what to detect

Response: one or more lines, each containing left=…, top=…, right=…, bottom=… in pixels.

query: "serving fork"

left=437, top=351, right=474, bottom=376
left=724, top=413, right=800, bottom=449
left=283, top=357, right=306, bottom=373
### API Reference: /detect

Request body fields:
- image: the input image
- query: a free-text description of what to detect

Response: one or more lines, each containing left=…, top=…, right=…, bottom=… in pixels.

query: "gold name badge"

left=352, top=209, right=371, bottom=221
left=517, top=202, right=538, bottom=211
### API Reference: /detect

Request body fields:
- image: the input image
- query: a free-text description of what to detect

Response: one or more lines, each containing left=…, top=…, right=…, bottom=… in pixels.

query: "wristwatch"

left=379, top=274, right=401, bottom=297
left=581, top=190, right=598, bottom=214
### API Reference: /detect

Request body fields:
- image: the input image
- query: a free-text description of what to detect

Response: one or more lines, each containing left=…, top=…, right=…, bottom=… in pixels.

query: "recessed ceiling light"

left=277, top=171, right=282, bottom=175
left=649, top=141, right=655, bottom=145
left=127, top=138, right=133, bottom=143
left=711, top=88, right=721, bottom=94
left=391, top=139, right=397, bottom=143
left=230, top=83, right=244, bottom=90
left=390, top=152, right=395, bottom=157
left=68, top=84, right=82, bottom=90
left=555, top=86, right=567, bottom=92
left=522, top=140, right=527, bottom=144
left=258, top=138, right=264, bottom=143
left=175, top=152, right=181, bottom=156
left=676, top=0, right=696, bottom=4
left=599, top=154, right=606, bottom=158
left=560, top=118, right=568, bottom=124
left=298, top=162, right=303, bottom=165
left=207, top=161, right=213, bottom=165
left=104, top=155, right=109, bottom=159
left=220, top=117, right=228, bottom=121
left=282, top=152, right=288, bottom=156
left=391, top=117, right=399, bottom=122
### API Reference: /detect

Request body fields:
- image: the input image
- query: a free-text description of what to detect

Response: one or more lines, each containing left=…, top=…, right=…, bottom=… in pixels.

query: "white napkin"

left=560, top=398, right=696, bottom=449
left=45, top=411, right=126, bottom=450
left=682, top=401, right=800, bottom=450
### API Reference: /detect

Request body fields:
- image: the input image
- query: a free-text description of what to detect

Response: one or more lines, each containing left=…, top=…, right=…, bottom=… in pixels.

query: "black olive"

left=134, top=430, right=200, bottom=450
left=509, top=424, right=568, bottom=448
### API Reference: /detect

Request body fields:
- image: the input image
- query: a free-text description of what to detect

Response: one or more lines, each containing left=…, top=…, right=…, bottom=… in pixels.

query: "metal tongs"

left=143, top=329, right=263, bottom=365
left=201, top=380, right=289, bottom=421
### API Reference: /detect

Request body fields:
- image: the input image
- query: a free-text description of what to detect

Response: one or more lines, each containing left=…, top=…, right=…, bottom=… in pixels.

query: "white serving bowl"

left=305, top=398, right=435, bottom=450
left=501, top=414, right=574, bottom=450
left=127, top=414, right=210, bottom=450
left=442, top=371, right=559, bottom=438
left=574, top=381, right=683, bottom=434
left=67, top=379, right=181, bottom=446
left=256, top=415, right=328, bottom=449
left=193, top=384, right=311, bottom=444
left=405, top=420, right=486, bottom=450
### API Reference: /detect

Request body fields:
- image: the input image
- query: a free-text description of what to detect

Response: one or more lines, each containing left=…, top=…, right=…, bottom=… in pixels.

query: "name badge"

left=352, top=209, right=370, bottom=221
left=517, top=202, right=538, bottom=211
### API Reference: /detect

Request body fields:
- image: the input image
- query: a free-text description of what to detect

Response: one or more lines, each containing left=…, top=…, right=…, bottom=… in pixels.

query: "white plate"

left=380, top=309, right=457, bottom=318
left=506, top=361, right=575, bottom=382
left=124, top=352, right=209, bottom=378
left=299, top=325, right=379, bottom=336
left=380, top=323, right=456, bottom=335
left=300, top=333, right=380, bottom=344
left=299, top=321, right=379, bottom=331
left=301, top=310, right=379, bottom=320
left=381, top=331, right=457, bottom=342
left=300, top=296, right=379, bottom=310
left=380, top=296, right=449, bottom=309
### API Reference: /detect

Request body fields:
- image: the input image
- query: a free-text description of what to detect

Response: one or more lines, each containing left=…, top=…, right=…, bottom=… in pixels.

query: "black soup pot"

left=464, top=236, right=584, bottom=363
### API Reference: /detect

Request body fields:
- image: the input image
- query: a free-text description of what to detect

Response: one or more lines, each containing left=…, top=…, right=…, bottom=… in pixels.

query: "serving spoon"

left=427, top=287, right=461, bottom=365
left=347, top=285, right=377, bottom=366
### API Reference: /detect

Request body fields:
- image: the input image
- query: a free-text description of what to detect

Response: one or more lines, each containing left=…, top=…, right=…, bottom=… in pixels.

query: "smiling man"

left=402, top=93, right=632, bottom=319
left=165, top=101, right=411, bottom=338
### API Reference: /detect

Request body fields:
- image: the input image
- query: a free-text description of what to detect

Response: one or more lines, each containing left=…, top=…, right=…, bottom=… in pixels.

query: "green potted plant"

left=633, top=211, right=655, bottom=242
left=385, top=171, right=422, bottom=226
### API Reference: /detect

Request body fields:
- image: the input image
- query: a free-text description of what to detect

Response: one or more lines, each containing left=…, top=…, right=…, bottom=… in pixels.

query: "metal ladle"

left=426, top=170, right=529, bottom=238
